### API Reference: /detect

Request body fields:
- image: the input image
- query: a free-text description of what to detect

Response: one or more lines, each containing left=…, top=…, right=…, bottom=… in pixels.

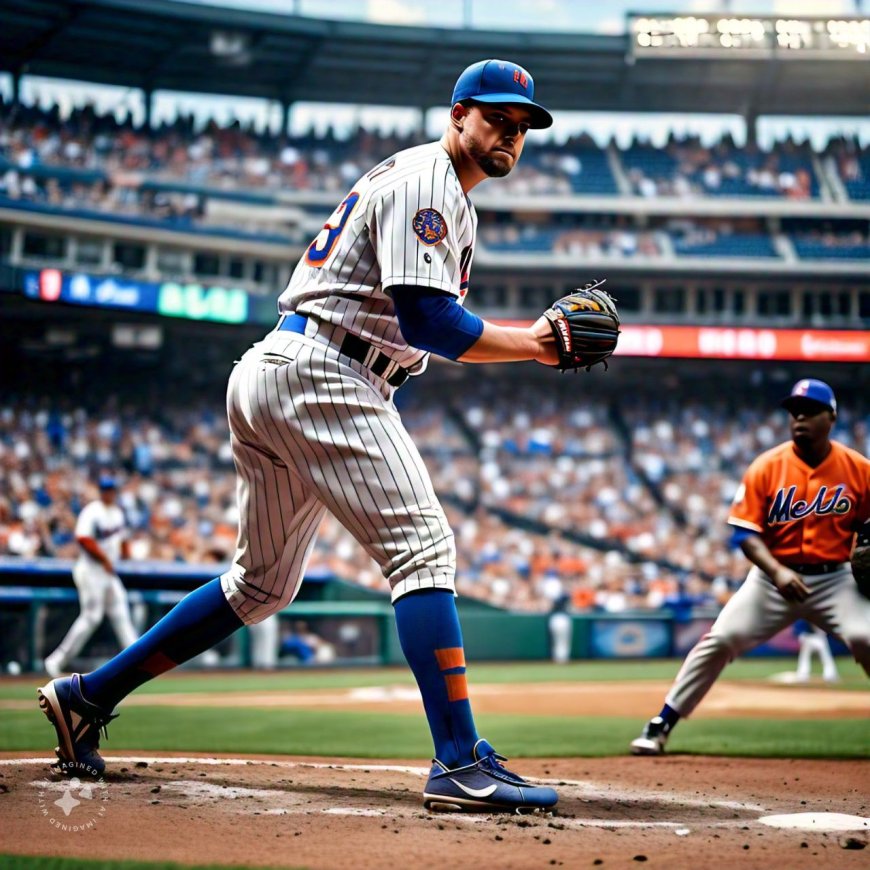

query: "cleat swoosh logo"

left=450, top=779, right=498, bottom=798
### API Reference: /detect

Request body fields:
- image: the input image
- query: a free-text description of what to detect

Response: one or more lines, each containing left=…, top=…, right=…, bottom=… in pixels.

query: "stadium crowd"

left=3, top=374, right=864, bottom=613
left=2, top=99, right=867, bottom=266
left=3, top=99, right=869, bottom=211
left=622, top=135, right=818, bottom=199
left=3, top=99, right=866, bottom=264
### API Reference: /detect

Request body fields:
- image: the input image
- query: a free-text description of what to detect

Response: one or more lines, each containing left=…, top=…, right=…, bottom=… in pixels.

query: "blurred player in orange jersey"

left=630, top=379, right=869, bottom=754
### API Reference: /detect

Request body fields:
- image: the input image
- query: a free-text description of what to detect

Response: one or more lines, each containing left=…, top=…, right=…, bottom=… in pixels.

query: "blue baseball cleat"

left=37, top=674, right=117, bottom=777
left=423, top=738, right=558, bottom=813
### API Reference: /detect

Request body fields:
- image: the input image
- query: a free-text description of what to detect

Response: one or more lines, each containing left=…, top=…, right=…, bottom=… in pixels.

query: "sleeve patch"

left=412, top=208, right=448, bottom=246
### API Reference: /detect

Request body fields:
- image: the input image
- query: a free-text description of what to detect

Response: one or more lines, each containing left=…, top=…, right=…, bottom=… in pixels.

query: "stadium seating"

left=792, top=237, right=869, bottom=261
left=3, top=381, right=864, bottom=612
left=827, top=139, right=870, bottom=201
left=671, top=231, right=779, bottom=259
left=2, top=101, right=868, bottom=265
left=622, top=136, right=819, bottom=199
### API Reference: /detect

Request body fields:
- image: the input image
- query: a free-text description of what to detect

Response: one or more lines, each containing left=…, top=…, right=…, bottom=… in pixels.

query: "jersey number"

left=305, top=191, right=360, bottom=267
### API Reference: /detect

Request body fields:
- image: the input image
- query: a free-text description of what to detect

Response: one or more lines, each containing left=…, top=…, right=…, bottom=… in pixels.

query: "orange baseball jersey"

left=728, top=440, right=870, bottom=563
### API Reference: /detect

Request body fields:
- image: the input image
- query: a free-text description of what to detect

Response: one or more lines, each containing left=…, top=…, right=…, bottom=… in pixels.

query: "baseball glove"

left=853, top=523, right=870, bottom=600
left=543, top=280, right=620, bottom=373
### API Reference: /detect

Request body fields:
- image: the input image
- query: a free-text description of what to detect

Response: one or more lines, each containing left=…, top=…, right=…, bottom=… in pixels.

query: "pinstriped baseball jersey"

left=278, top=141, right=477, bottom=372
left=220, top=141, right=475, bottom=620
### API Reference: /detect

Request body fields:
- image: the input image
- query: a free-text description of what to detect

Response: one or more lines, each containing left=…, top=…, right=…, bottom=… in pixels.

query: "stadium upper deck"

left=1, top=101, right=866, bottom=313
left=2, top=0, right=867, bottom=116
left=0, top=3, right=867, bottom=325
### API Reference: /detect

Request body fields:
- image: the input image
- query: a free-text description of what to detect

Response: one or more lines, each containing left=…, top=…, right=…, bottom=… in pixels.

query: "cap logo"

left=795, top=380, right=809, bottom=395
left=513, top=69, right=529, bottom=89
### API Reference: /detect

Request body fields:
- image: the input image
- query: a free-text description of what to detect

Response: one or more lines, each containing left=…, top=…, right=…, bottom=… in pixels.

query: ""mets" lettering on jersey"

left=767, top=484, right=851, bottom=525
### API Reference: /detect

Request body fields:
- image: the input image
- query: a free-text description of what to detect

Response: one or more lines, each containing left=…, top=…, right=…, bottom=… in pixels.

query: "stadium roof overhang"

left=1, top=0, right=867, bottom=117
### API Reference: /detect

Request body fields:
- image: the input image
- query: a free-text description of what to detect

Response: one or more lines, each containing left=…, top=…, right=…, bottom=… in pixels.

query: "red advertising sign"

left=38, top=268, right=63, bottom=302
left=494, top=322, right=870, bottom=362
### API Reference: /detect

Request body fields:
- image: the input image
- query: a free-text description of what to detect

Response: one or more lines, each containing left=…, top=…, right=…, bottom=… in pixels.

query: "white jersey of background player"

left=44, top=477, right=137, bottom=677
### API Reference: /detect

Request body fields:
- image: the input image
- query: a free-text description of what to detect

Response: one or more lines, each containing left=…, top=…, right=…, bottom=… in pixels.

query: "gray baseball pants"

left=666, top=564, right=870, bottom=716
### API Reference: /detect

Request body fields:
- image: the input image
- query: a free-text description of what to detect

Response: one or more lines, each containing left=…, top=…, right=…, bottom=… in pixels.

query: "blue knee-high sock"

left=658, top=703, right=681, bottom=729
left=394, top=589, right=479, bottom=769
left=80, top=578, right=244, bottom=711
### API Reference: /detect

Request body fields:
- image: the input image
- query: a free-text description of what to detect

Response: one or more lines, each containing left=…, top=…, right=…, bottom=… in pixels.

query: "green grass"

left=1, top=657, right=866, bottom=700
left=3, top=659, right=866, bottom=759
left=0, top=857, right=300, bottom=870
left=4, top=704, right=868, bottom=759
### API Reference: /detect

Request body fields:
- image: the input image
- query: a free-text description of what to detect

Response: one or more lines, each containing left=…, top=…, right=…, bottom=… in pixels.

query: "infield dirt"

left=1, top=753, right=867, bottom=869
left=2, top=677, right=867, bottom=868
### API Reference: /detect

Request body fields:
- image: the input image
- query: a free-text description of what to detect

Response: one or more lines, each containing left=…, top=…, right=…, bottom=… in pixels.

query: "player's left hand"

left=771, top=565, right=811, bottom=602
left=542, top=280, right=620, bottom=373
left=852, top=545, right=870, bottom=600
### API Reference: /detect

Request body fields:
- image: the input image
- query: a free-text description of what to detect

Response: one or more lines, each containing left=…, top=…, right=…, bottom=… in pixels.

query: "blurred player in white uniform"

left=794, top=620, right=839, bottom=682
left=44, top=476, right=137, bottom=677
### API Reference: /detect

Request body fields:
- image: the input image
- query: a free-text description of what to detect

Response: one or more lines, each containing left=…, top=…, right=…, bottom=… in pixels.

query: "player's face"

left=460, top=104, right=532, bottom=178
left=788, top=402, right=834, bottom=449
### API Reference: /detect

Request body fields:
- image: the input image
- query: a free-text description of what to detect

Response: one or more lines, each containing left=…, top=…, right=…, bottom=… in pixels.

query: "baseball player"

left=38, top=59, right=564, bottom=811
left=43, top=476, right=137, bottom=678
left=630, top=379, right=870, bottom=755
left=792, top=620, right=839, bottom=682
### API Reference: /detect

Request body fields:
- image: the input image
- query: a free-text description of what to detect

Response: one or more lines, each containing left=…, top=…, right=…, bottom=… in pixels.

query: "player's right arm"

left=75, top=504, right=114, bottom=573
left=391, top=288, right=558, bottom=364
left=739, top=535, right=810, bottom=602
left=728, top=456, right=810, bottom=602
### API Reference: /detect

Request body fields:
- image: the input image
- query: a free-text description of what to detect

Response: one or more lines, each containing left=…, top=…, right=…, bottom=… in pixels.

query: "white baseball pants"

left=796, top=626, right=839, bottom=681
left=46, top=562, right=138, bottom=669
left=220, top=329, right=456, bottom=624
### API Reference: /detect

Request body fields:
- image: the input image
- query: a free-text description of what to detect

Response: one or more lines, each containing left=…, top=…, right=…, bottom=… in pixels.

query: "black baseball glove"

left=853, top=523, right=870, bottom=600
left=543, top=280, right=620, bottom=373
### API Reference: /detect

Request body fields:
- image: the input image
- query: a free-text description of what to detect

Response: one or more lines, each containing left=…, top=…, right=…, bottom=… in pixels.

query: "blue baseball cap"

left=781, top=379, right=837, bottom=414
left=98, top=475, right=118, bottom=490
left=452, top=59, right=553, bottom=129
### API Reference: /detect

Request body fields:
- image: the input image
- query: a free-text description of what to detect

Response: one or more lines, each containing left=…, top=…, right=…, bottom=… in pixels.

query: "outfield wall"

left=1, top=560, right=841, bottom=671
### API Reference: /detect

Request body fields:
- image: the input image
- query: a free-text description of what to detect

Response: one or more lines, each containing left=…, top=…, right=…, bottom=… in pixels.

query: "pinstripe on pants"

left=220, top=329, right=456, bottom=624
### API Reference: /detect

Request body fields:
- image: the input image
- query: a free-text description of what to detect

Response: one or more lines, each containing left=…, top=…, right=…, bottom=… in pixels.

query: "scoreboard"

left=628, top=14, right=870, bottom=59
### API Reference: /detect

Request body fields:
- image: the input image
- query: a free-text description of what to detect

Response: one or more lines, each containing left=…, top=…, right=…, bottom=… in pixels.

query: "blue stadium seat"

left=792, top=239, right=869, bottom=261
left=672, top=233, right=779, bottom=258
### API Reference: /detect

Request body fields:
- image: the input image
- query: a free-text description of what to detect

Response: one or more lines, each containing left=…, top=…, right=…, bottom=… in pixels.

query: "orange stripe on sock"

left=434, top=647, right=466, bottom=671
left=444, top=673, right=469, bottom=702
left=141, top=652, right=177, bottom=677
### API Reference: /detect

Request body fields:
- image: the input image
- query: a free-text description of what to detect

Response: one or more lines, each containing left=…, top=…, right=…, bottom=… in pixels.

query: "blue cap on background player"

left=452, top=59, right=553, bottom=129
left=781, top=378, right=837, bottom=414
left=98, top=475, right=118, bottom=490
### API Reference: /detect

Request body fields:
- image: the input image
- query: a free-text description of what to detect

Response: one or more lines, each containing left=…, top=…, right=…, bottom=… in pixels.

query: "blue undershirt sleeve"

left=728, top=526, right=759, bottom=549
left=391, top=285, right=484, bottom=361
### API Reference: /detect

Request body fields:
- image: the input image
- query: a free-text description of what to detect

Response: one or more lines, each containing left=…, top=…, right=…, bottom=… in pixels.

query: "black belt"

left=277, top=313, right=410, bottom=388
left=782, top=562, right=845, bottom=576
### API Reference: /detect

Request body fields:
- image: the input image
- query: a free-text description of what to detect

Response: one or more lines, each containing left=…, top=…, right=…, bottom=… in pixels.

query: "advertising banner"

left=590, top=619, right=671, bottom=658
left=23, top=269, right=251, bottom=325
